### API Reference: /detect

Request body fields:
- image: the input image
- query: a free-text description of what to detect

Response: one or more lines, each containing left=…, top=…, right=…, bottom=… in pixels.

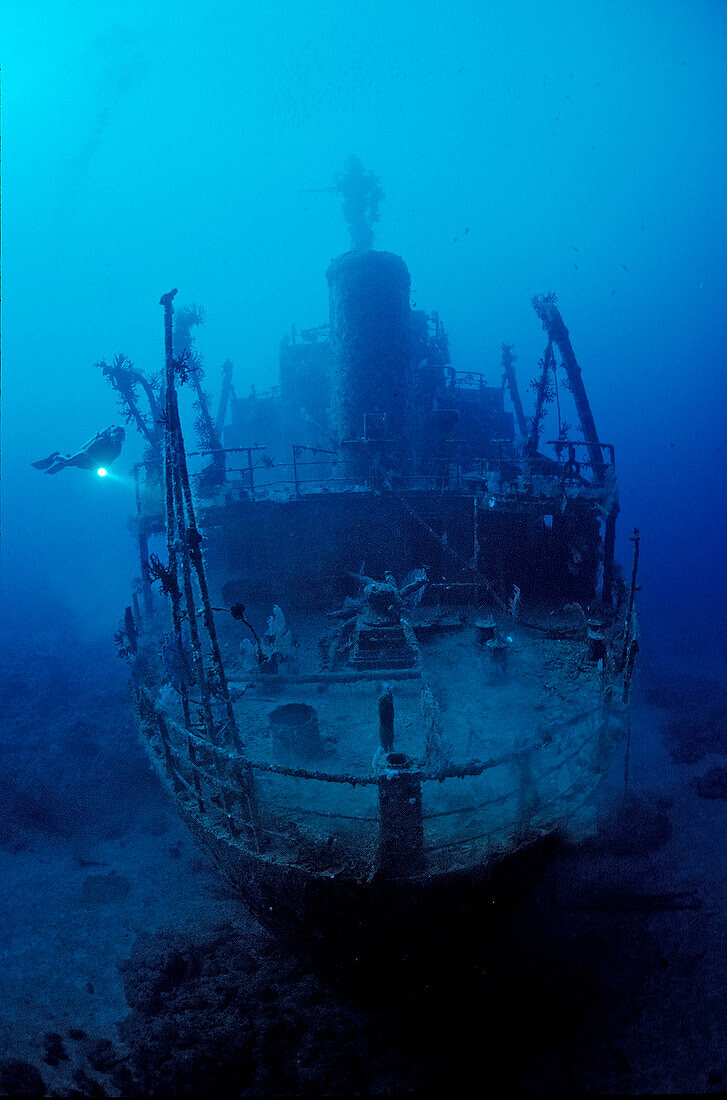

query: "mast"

left=501, top=343, right=528, bottom=439
left=526, top=338, right=554, bottom=455
left=173, top=305, right=226, bottom=486
left=215, top=359, right=234, bottom=441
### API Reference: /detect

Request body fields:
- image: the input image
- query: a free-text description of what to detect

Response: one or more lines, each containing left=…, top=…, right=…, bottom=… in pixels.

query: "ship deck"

left=221, top=607, right=600, bottom=769
left=143, top=604, right=620, bottom=879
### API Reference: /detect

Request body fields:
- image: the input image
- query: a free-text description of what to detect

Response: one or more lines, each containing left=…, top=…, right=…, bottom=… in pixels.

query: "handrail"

left=139, top=679, right=611, bottom=871
left=157, top=691, right=598, bottom=789
left=191, top=460, right=614, bottom=501
left=545, top=439, right=615, bottom=466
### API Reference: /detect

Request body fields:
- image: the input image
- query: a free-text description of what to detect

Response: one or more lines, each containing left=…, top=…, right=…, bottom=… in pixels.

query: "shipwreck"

left=107, top=164, right=639, bottom=959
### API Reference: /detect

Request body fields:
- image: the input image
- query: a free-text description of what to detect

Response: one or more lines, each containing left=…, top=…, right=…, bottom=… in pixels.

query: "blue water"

left=2, top=1, right=727, bottom=1093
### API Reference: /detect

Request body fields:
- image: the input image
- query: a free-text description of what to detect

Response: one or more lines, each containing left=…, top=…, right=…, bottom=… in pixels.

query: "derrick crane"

left=532, top=294, right=618, bottom=606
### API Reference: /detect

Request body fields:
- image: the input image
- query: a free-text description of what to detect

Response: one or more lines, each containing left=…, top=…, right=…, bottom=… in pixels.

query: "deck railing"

left=137, top=684, right=615, bottom=878
left=178, top=435, right=616, bottom=501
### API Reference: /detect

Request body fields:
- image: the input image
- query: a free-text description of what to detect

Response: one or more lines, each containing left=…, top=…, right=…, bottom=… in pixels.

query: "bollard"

left=269, top=703, right=323, bottom=764
left=586, top=618, right=607, bottom=663
left=486, top=636, right=509, bottom=680
left=475, top=617, right=497, bottom=645
left=378, top=688, right=395, bottom=751
left=375, top=753, right=424, bottom=878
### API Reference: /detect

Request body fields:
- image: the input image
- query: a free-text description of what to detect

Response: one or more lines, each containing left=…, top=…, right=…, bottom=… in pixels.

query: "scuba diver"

left=31, top=425, right=125, bottom=474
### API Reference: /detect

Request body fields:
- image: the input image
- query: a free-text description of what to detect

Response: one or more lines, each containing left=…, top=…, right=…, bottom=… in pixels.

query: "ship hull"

left=180, top=796, right=562, bottom=980
left=133, top=644, right=628, bottom=975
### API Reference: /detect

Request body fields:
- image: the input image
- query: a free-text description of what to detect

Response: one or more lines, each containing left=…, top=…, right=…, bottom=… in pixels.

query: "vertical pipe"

left=159, top=289, right=191, bottom=731
left=247, top=447, right=255, bottom=497
left=375, top=757, right=424, bottom=878
left=602, top=503, right=619, bottom=607
left=292, top=445, right=300, bottom=498
left=626, top=527, right=640, bottom=623
left=619, top=528, right=641, bottom=699
left=170, top=429, right=217, bottom=744
left=622, top=634, right=639, bottom=705
left=501, top=343, right=528, bottom=440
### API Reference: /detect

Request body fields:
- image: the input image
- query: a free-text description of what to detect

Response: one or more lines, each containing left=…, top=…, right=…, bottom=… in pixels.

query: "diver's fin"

left=31, top=452, right=62, bottom=470
left=45, top=460, right=69, bottom=474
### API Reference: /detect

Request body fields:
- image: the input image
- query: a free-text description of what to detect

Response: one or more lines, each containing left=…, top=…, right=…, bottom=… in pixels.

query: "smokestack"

left=326, top=249, right=414, bottom=476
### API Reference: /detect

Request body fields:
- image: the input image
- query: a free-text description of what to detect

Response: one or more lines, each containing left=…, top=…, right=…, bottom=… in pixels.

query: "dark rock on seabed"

left=0, top=1059, right=46, bottom=1097
left=644, top=670, right=727, bottom=764
left=692, top=765, right=727, bottom=800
